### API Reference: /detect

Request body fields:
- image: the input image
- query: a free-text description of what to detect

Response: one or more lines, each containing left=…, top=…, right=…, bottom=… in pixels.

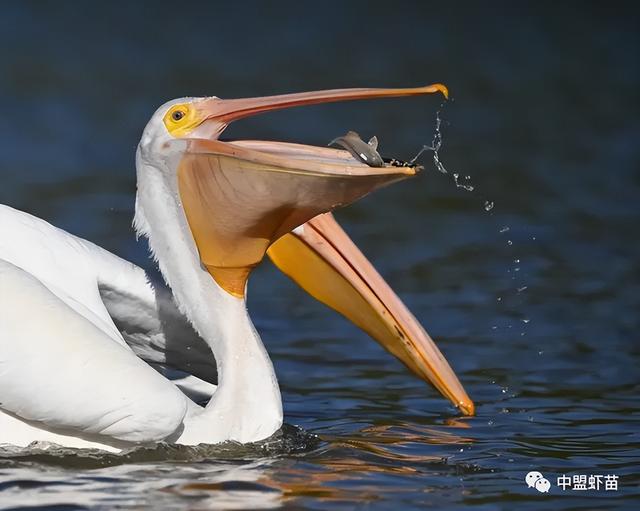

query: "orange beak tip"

left=459, top=400, right=475, bottom=416
left=435, top=83, right=450, bottom=100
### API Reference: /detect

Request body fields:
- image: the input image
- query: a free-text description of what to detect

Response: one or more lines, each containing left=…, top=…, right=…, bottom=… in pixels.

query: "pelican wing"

left=99, top=277, right=218, bottom=386
left=0, top=205, right=217, bottom=383
left=0, top=206, right=190, bottom=444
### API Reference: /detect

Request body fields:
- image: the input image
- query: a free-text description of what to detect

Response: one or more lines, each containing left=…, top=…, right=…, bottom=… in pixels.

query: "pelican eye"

left=163, top=104, right=196, bottom=136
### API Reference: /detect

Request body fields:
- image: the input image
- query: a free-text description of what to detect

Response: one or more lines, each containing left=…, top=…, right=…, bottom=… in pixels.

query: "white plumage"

left=0, top=201, right=282, bottom=452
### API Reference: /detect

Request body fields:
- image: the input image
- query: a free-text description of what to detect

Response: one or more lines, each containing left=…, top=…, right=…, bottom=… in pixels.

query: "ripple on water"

left=0, top=424, right=321, bottom=469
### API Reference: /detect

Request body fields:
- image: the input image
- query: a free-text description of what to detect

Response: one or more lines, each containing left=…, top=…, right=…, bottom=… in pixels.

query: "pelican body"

left=0, top=84, right=472, bottom=452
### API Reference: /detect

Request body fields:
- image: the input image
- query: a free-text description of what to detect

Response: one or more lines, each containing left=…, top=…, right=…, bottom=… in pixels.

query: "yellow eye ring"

left=163, top=104, right=198, bottom=137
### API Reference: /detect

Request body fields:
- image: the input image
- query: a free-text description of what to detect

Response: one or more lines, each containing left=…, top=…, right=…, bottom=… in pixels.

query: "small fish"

left=328, top=131, right=385, bottom=167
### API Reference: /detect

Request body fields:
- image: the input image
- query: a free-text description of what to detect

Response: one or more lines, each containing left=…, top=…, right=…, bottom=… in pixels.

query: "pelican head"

left=135, top=84, right=474, bottom=418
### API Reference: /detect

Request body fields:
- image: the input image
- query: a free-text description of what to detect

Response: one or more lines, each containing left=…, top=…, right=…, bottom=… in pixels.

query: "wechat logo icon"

left=526, top=471, right=551, bottom=493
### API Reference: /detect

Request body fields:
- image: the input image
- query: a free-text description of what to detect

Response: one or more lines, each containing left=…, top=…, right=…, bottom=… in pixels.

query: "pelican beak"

left=172, top=84, right=471, bottom=414
left=191, top=83, right=449, bottom=139
left=175, top=84, right=448, bottom=298
left=268, top=213, right=474, bottom=416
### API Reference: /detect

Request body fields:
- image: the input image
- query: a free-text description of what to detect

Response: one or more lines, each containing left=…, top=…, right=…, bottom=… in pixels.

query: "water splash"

left=414, top=104, right=534, bottom=352
left=429, top=108, right=448, bottom=174
left=411, top=103, right=474, bottom=192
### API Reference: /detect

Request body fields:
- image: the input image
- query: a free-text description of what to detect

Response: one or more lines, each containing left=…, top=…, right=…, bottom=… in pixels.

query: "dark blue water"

left=1, top=2, right=639, bottom=509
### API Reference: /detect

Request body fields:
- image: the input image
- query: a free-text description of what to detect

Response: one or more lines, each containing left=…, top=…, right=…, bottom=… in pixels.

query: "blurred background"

left=0, top=1, right=638, bottom=510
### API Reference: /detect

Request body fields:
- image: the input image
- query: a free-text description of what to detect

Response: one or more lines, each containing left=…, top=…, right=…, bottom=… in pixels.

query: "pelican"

left=0, top=84, right=474, bottom=453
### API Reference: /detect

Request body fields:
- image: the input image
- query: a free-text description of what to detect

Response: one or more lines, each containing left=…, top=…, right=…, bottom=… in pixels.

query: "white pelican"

left=0, top=84, right=473, bottom=452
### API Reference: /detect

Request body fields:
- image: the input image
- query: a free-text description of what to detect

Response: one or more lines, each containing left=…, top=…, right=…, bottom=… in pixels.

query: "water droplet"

left=507, top=240, right=513, bottom=246
left=522, top=318, right=530, bottom=324
left=538, top=350, right=544, bottom=355
left=433, top=152, right=447, bottom=174
left=452, top=172, right=475, bottom=191
left=514, top=259, right=520, bottom=263
left=497, top=297, right=502, bottom=302
left=517, top=286, right=528, bottom=292
left=484, top=200, right=494, bottom=211
left=499, top=226, right=510, bottom=233
left=428, top=109, right=449, bottom=174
